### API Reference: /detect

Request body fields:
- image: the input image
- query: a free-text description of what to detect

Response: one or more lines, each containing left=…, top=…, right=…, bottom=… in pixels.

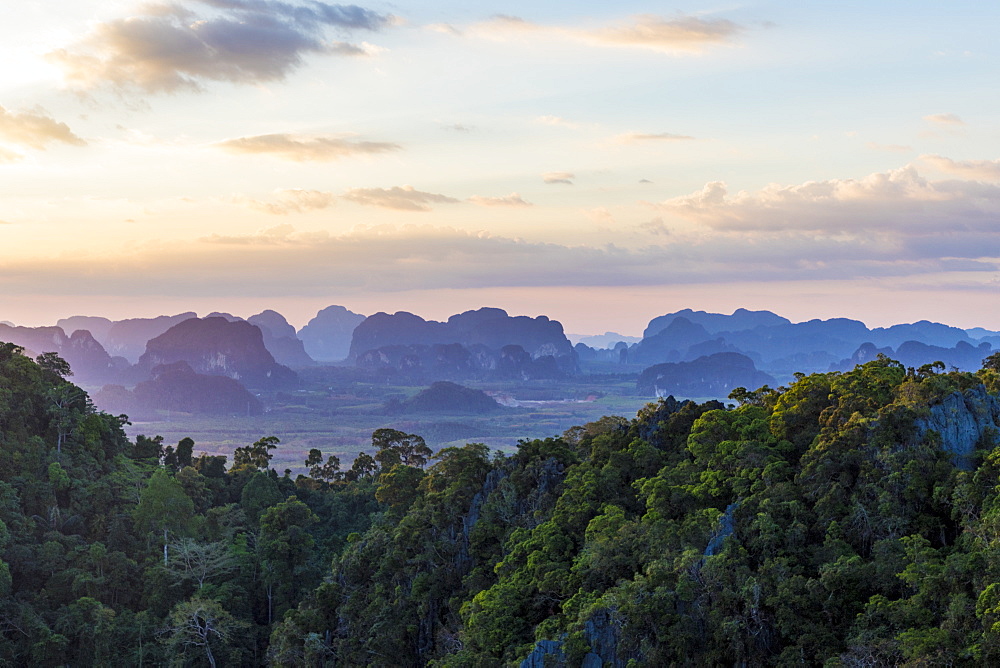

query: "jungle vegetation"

left=4, top=339, right=1000, bottom=666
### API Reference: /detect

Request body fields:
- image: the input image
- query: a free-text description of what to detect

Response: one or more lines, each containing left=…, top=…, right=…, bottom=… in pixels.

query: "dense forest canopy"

left=4, top=340, right=1000, bottom=665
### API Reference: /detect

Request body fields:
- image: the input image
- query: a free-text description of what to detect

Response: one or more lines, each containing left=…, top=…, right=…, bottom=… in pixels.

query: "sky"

left=2, top=0, right=1000, bottom=335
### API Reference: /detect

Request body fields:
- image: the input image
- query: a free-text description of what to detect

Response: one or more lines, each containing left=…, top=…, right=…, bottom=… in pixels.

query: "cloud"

left=443, top=123, right=474, bottom=132
left=616, top=131, right=695, bottom=143
left=638, top=217, right=670, bottom=235
left=7, top=219, right=1000, bottom=301
left=0, top=147, right=23, bottom=163
left=918, top=154, right=1000, bottom=182
left=654, top=163, right=1000, bottom=241
left=0, top=106, right=86, bottom=149
left=248, top=188, right=337, bottom=214
left=468, top=193, right=532, bottom=207
left=342, top=185, right=459, bottom=211
left=543, top=171, right=575, bottom=185
left=588, top=14, right=740, bottom=52
left=865, top=142, right=911, bottom=153
left=48, top=0, right=394, bottom=93
left=585, top=207, right=615, bottom=224
left=924, top=113, right=965, bottom=126
left=475, top=13, right=742, bottom=54
left=216, top=133, right=399, bottom=161
left=535, top=116, right=582, bottom=129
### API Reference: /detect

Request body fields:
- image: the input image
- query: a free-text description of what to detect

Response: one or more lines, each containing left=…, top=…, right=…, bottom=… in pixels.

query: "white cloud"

left=247, top=189, right=337, bottom=214
left=342, top=185, right=459, bottom=211
left=474, top=13, right=742, bottom=54
left=615, top=131, right=695, bottom=144
left=468, top=193, right=532, bottom=207
left=0, top=106, right=86, bottom=150
left=918, top=154, right=1000, bottom=182
left=924, top=113, right=965, bottom=126
left=216, top=133, right=400, bottom=161
left=542, top=171, right=575, bottom=185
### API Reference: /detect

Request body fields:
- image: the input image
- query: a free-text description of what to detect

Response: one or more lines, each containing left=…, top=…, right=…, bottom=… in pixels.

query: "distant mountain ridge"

left=136, top=316, right=297, bottom=390
left=298, top=305, right=366, bottom=362
left=349, top=308, right=577, bottom=377
left=620, top=308, right=995, bottom=385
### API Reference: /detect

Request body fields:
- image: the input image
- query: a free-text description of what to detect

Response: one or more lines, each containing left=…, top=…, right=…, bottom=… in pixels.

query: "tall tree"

left=133, top=469, right=194, bottom=564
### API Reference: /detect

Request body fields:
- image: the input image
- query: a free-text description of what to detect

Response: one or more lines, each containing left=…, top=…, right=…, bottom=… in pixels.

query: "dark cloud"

left=216, top=133, right=400, bottom=161
left=200, top=0, right=392, bottom=31
left=49, top=0, right=394, bottom=92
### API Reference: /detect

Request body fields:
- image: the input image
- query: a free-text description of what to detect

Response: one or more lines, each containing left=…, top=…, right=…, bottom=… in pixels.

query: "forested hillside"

left=5, top=339, right=1000, bottom=665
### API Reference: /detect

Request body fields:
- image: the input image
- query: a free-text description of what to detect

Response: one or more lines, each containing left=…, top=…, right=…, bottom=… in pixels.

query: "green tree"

left=163, top=597, right=244, bottom=668
left=232, top=436, right=279, bottom=472
left=305, top=448, right=342, bottom=482
left=372, top=428, right=432, bottom=469
left=258, top=496, right=318, bottom=624
left=133, top=469, right=195, bottom=564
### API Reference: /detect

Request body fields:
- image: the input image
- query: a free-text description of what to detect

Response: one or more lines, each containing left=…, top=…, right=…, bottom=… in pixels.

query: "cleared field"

left=123, top=375, right=662, bottom=473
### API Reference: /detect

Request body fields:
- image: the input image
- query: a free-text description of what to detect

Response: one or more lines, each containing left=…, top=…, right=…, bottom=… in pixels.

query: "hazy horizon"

left=6, top=285, right=1000, bottom=340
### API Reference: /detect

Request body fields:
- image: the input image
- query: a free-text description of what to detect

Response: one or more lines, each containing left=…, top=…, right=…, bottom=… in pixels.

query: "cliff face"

left=136, top=317, right=297, bottom=390
left=93, top=361, right=263, bottom=418
left=356, top=342, right=567, bottom=381
left=915, top=385, right=1000, bottom=470
left=297, top=305, right=366, bottom=362
left=0, top=324, right=119, bottom=385
left=349, top=308, right=577, bottom=373
left=103, top=312, right=198, bottom=363
left=247, top=310, right=314, bottom=368
left=636, top=352, right=775, bottom=398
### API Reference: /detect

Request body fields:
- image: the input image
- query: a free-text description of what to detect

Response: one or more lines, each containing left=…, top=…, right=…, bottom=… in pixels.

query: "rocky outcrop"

left=836, top=340, right=993, bottom=373
left=57, top=315, right=114, bottom=343
left=630, top=316, right=713, bottom=364
left=915, top=386, right=1000, bottom=470
left=297, top=305, right=366, bottom=362
left=350, top=308, right=577, bottom=373
left=0, top=324, right=119, bottom=385
left=398, top=381, right=501, bottom=414
left=519, top=640, right=567, bottom=668
left=870, top=320, right=973, bottom=350
left=637, top=352, right=775, bottom=398
left=248, top=310, right=314, bottom=368
left=519, top=609, right=627, bottom=668
left=93, top=361, right=263, bottom=418
left=105, top=312, right=197, bottom=363
left=705, top=502, right=740, bottom=557
left=136, top=317, right=297, bottom=390
left=643, top=308, right=790, bottom=338
left=357, top=342, right=565, bottom=381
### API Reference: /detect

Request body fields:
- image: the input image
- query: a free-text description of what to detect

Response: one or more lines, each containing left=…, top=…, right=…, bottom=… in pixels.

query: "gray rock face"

left=105, top=312, right=197, bottom=363
left=298, top=305, right=366, bottom=362
left=519, top=639, right=565, bottom=668
left=248, top=310, right=314, bottom=368
left=705, top=502, right=739, bottom=557
left=136, top=317, right=297, bottom=390
left=915, top=385, right=1000, bottom=470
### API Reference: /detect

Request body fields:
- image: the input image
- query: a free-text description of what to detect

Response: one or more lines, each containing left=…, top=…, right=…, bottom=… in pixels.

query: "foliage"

left=6, top=341, right=1000, bottom=666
